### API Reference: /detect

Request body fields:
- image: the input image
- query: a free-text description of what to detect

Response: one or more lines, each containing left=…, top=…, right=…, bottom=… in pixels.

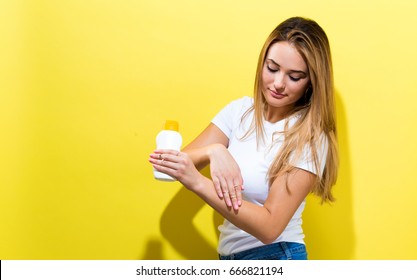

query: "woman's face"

left=261, top=41, right=310, bottom=120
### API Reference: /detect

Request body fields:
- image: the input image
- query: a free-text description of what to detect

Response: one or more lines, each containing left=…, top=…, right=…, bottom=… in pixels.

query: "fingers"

left=218, top=177, right=231, bottom=207
left=151, top=150, right=181, bottom=160
left=149, top=150, right=182, bottom=170
left=212, top=172, right=244, bottom=209
left=217, top=179, right=243, bottom=210
left=212, top=177, right=224, bottom=198
left=229, top=182, right=243, bottom=210
left=154, top=149, right=181, bottom=157
left=152, top=149, right=245, bottom=210
left=213, top=176, right=234, bottom=208
left=233, top=184, right=243, bottom=207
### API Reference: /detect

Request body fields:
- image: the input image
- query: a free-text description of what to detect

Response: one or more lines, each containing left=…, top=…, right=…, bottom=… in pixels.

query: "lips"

left=269, top=88, right=287, bottom=99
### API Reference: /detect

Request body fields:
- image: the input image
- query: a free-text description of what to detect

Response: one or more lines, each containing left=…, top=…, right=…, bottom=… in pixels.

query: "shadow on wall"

left=303, top=90, right=356, bottom=259
left=157, top=167, right=223, bottom=260
left=141, top=238, right=164, bottom=260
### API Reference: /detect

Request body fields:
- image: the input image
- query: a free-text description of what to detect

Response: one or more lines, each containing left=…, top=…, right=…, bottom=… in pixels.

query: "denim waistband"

left=219, top=241, right=307, bottom=260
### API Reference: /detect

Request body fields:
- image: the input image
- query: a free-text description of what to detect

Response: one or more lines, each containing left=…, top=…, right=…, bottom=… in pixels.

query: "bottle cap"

left=164, top=120, right=179, bottom=131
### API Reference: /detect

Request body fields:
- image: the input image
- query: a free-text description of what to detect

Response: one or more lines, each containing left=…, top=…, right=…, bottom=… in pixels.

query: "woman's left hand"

left=149, top=149, right=204, bottom=191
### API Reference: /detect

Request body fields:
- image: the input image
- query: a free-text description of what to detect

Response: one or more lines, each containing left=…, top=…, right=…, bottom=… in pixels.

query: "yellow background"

left=1, top=0, right=417, bottom=260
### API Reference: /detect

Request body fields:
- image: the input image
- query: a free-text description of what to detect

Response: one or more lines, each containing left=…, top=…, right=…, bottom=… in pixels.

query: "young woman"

left=149, top=17, right=338, bottom=260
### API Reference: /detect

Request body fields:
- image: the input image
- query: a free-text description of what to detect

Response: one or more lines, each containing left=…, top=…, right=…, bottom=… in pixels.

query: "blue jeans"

left=219, top=242, right=307, bottom=260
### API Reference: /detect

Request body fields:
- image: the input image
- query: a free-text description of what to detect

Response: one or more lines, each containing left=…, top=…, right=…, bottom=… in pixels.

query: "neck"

left=264, top=105, right=294, bottom=123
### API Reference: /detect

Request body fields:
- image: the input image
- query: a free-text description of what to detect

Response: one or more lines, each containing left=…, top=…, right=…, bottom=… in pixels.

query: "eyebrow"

left=266, top=59, right=308, bottom=76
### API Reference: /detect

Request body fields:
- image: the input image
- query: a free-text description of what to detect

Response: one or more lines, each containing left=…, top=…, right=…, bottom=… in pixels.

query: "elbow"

left=257, top=231, right=282, bottom=245
left=259, top=236, right=277, bottom=245
left=254, top=214, right=286, bottom=245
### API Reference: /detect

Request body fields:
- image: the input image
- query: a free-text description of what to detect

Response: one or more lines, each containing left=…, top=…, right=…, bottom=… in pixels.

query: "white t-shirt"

left=211, top=96, right=328, bottom=255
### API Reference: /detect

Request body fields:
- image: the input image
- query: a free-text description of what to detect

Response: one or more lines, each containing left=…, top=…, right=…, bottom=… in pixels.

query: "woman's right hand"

left=207, top=144, right=244, bottom=210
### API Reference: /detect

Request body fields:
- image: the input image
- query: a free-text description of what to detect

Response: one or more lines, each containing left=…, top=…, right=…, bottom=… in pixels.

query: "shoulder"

left=211, top=96, right=253, bottom=136
left=225, top=96, right=253, bottom=108
left=223, top=96, right=253, bottom=115
left=236, top=96, right=253, bottom=107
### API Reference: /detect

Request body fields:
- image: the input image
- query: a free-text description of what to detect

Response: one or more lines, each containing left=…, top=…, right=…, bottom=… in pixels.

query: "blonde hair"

left=243, top=17, right=338, bottom=203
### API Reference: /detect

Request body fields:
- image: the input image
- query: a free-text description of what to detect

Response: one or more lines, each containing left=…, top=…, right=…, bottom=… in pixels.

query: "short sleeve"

left=211, top=96, right=252, bottom=139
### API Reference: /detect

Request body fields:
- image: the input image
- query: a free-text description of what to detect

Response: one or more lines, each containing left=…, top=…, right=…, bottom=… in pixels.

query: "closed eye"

left=289, top=76, right=301, bottom=82
left=267, top=65, right=278, bottom=73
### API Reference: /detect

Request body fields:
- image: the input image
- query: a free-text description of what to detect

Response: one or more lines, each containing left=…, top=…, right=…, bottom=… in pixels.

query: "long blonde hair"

left=243, top=17, right=338, bottom=203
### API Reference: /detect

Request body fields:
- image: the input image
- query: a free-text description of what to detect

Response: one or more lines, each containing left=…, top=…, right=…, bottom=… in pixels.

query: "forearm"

left=183, top=143, right=224, bottom=170
left=150, top=149, right=311, bottom=244
left=184, top=141, right=243, bottom=210
left=182, top=145, right=209, bottom=170
left=150, top=149, right=309, bottom=243
left=181, top=123, right=229, bottom=170
left=192, top=176, right=285, bottom=244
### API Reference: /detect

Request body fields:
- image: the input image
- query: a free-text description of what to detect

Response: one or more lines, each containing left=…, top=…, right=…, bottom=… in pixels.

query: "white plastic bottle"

left=154, top=120, right=183, bottom=181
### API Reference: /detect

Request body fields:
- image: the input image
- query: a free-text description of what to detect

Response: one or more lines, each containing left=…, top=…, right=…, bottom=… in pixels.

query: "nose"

left=273, top=72, right=285, bottom=91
